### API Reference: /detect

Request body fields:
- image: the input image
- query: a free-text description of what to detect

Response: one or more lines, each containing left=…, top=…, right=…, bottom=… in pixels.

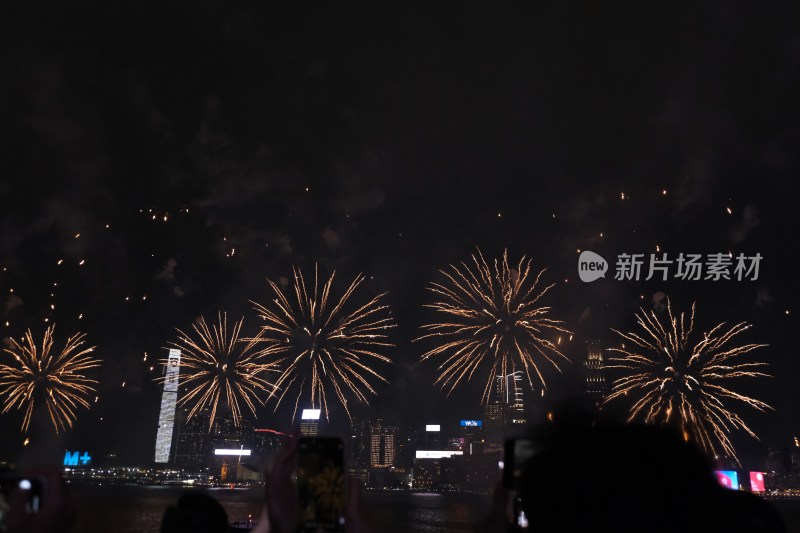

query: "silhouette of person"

left=160, top=492, right=229, bottom=533
left=510, top=412, right=786, bottom=532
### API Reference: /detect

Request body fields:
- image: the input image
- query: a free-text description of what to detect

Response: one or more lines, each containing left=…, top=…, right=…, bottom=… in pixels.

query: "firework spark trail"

left=251, top=265, right=395, bottom=421
left=605, top=301, right=771, bottom=463
left=0, top=325, right=100, bottom=434
left=161, top=312, right=279, bottom=430
left=416, top=249, right=571, bottom=403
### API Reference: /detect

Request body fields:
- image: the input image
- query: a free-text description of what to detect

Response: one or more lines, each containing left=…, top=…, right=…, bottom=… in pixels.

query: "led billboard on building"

left=714, top=470, right=739, bottom=490
left=214, top=449, right=252, bottom=456
left=749, top=472, right=766, bottom=492
left=460, top=420, right=482, bottom=427
left=301, top=409, right=321, bottom=420
left=425, top=425, right=440, bottom=432
left=415, top=450, right=463, bottom=459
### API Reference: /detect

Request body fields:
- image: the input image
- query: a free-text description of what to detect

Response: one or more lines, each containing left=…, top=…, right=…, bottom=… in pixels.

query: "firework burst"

left=251, top=265, right=395, bottom=420
left=605, top=301, right=771, bottom=463
left=0, top=325, right=100, bottom=434
left=163, top=312, right=279, bottom=430
left=416, top=249, right=571, bottom=403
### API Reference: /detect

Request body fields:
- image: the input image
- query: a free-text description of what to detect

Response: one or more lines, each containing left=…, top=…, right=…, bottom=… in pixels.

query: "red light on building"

left=255, top=428, right=287, bottom=435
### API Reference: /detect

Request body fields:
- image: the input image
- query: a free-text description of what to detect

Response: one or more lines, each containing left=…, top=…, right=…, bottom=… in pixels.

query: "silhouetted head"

left=517, top=414, right=785, bottom=532
left=160, top=492, right=229, bottom=533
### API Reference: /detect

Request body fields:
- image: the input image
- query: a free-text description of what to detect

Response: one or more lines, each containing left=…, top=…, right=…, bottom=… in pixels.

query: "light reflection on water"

left=366, top=492, right=490, bottom=533
left=72, top=485, right=263, bottom=533
left=71, top=485, right=491, bottom=533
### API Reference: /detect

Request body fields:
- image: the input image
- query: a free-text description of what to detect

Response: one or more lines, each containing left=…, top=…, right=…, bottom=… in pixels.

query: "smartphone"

left=503, top=438, right=540, bottom=490
left=296, top=437, right=346, bottom=532
left=0, top=476, right=45, bottom=530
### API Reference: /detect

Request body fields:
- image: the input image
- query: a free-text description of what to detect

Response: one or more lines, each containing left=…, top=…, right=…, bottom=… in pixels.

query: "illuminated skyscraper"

left=370, top=419, right=397, bottom=467
left=504, top=371, right=526, bottom=427
left=484, top=370, right=528, bottom=454
left=585, top=340, right=607, bottom=406
left=483, top=377, right=506, bottom=455
left=155, top=349, right=181, bottom=463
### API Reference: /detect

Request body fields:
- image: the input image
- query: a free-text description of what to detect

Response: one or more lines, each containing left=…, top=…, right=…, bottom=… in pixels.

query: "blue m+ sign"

left=63, top=451, right=92, bottom=466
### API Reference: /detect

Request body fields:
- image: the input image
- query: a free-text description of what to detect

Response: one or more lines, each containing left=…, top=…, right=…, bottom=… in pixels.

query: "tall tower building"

left=504, top=371, right=526, bottom=428
left=483, top=377, right=506, bottom=455
left=585, top=340, right=607, bottom=406
left=370, top=419, right=397, bottom=468
left=155, top=348, right=181, bottom=463
left=484, top=370, right=528, bottom=454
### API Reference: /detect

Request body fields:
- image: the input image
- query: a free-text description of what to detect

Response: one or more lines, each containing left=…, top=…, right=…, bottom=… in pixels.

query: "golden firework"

left=605, top=300, right=771, bottom=463
left=162, top=312, right=279, bottom=430
left=251, top=265, right=395, bottom=420
left=416, top=249, right=571, bottom=403
left=0, top=325, right=100, bottom=434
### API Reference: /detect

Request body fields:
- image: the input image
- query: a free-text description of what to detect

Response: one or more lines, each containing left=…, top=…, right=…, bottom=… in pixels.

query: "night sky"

left=1, top=2, right=798, bottom=467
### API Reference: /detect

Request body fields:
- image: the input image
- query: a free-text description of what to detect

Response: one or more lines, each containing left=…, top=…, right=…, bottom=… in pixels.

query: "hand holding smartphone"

left=503, top=438, right=539, bottom=491
left=502, top=438, right=540, bottom=530
left=0, top=474, right=48, bottom=532
left=296, top=437, right=346, bottom=532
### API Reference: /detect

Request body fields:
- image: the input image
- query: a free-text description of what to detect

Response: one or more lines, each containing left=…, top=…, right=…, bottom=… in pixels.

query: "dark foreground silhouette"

left=481, top=413, right=786, bottom=532
left=160, top=492, right=229, bottom=533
